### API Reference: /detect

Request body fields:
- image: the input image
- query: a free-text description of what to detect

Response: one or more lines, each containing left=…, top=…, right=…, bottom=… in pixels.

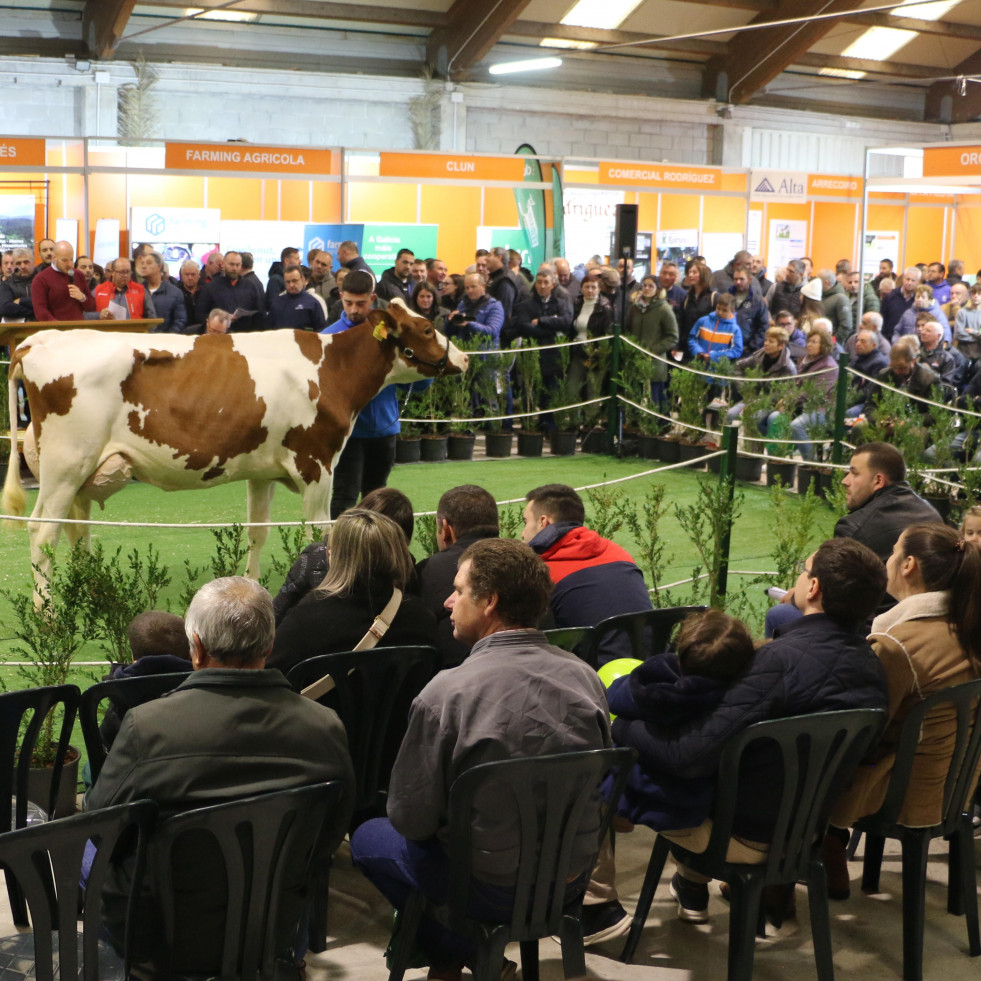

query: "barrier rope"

left=466, top=334, right=615, bottom=356
left=845, top=366, right=981, bottom=419
left=399, top=396, right=606, bottom=426
left=619, top=336, right=839, bottom=381
left=0, top=452, right=726, bottom=530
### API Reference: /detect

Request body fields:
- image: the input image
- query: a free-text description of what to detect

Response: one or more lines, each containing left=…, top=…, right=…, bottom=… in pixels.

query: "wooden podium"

left=0, top=318, right=163, bottom=351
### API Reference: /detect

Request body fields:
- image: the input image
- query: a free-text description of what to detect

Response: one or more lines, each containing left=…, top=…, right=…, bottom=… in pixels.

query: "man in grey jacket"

left=350, top=538, right=610, bottom=979
left=86, top=576, right=354, bottom=975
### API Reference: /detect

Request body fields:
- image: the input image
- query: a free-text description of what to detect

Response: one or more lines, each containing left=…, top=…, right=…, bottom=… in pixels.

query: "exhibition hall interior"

left=4, top=1, right=981, bottom=980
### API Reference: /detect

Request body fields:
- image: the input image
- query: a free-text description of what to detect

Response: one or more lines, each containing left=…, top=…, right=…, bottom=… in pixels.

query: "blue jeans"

left=790, top=410, right=827, bottom=461
left=350, top=818, right=515, bottom=968
left=764, top=602, right=803, bottom=638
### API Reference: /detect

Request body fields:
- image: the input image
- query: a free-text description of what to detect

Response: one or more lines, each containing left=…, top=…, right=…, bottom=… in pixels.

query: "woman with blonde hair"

left=269, top=508, right=437, bottom=674
left=787, top=324, right=839, bottom=460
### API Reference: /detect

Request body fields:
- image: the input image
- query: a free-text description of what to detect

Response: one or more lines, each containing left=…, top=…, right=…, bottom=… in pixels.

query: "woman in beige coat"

left=826, top=522, right=981, bottom=896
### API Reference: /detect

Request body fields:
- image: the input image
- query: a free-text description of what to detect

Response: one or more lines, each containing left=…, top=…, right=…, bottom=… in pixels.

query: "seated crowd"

left=62, top=445, right=981, bottom=979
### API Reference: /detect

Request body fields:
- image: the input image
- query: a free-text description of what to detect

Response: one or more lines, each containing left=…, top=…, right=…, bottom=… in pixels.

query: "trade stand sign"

left=379, top=152, right=524, bottom=182
left=0, top=138, right=46, bottom=167
left=360, top=224, right=439, bottom=278
left=303, top=224, right=363, bottom=266
left=165, top=142, right=337, bottom=176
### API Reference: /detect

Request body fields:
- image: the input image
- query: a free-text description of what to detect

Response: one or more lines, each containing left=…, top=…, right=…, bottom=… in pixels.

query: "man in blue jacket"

left=587, top=538, right=889, bottom=934
left=269, top=265, right=327, bottom=331
left=323, top=270, right=430, bottom=518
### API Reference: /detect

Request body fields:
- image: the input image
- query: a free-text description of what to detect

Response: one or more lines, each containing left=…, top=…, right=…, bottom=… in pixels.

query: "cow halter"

left=396, top=332, right=451, bottom=375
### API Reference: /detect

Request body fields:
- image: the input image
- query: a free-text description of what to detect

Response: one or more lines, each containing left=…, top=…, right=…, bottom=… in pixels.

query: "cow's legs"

left=245, top=479, right=275, bottom=581
left=63, top=496, right=93, bottom=550
left=300, top=476, right=333, bottom=543
left=27, top=483, right=83, bottom=603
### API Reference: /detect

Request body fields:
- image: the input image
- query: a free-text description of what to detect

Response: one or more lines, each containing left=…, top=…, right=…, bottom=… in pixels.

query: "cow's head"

left=367, top=298, right=468, bottom=380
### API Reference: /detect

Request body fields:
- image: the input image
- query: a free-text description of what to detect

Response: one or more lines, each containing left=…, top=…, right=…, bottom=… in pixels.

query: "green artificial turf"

left=0, top=453, right=841, bottom=664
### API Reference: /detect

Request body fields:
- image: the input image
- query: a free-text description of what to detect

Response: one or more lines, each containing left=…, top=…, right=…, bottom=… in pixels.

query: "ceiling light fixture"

left=489, top=57, right=563, bottom=75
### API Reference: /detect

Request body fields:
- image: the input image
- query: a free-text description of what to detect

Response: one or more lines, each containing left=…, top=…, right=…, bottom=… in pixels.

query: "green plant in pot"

left=670, top=359, right=713, bottom=445
left=513, top=342, right=544, bottom=434
left=618, top=342, right=660, bottom=436
left=581, top=338, right=611, bottom=432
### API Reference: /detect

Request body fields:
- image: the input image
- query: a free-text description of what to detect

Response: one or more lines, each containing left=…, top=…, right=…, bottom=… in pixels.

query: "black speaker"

left=613, top=204, right=638, bottom=261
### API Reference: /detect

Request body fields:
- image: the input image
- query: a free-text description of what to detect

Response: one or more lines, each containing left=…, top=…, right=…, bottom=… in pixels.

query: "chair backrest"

left=0, top=799, right=157, bottom=981
left=442, top=747, right=635, bottom=941
left=700, top=709, right=885, bottom=883
left=80, top=674, right=189, bottom=784
left=581, top=606, right=707, bottom=668
left=0, top=684, right=81, bottom=828
left=286, top=646, right=439, bottom=816
left=542, top=627, right=596, bottom=658
left=866, top=678, right=981, bottom=835
left=146, top=781, right=349, bottom=979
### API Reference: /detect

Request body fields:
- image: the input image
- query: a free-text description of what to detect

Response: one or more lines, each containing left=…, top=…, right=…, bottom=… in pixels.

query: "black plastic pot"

left=925, top=494, right=953, bottom=523
left=766, top=460, right=797, bottom=488
left=638, top=434, right=660, bottom=460
left=447, top=433, right=476, bottom=461
left=420, top=435, right=448, bottom=462
left=484, top=432, right=514, bottom=458
left=657, top=437, right=681, bottom=463
left=28, top=746, right=80, bottom=819
left=517, top=432, right=545, bottom=457
left=395, top=437, right=421, bottom=464
left=580, top=428, right=608, bottom=454
left=549, top=431, right=578, bottom=456
left=678, top=441, right=709, bottom=468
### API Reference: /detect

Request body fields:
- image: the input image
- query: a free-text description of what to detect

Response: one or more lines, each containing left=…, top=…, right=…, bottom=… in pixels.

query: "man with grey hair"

left=881, top=265, right=922, bottom=341
left=845, top=309, right=890, bottom=359
left=767, top=258, right=806, bottom=318
left=137, top=250, right=187, bottom=333
left=86, top=575, right=354, bottom=974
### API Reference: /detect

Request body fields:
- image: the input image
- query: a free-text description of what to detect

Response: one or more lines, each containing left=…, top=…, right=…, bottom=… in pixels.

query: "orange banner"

left=379, top=152, right=524, bottom=182
left=165, top=142, right=336, bottom=175
left=0, top=137, right=46, bottom=167
left=922, top=145, right=981, bottom=178
left=807, top=174, right=863, bottom=197
left=599, top=162, right=721, bottom=190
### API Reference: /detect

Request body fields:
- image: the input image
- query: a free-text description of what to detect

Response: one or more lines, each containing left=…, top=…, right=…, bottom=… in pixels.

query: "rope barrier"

left=658, top=569, right=781, bottom=591
left=845, top=366, right=981, bottom=419
left=619, top=336, right=839, bottom=381
left=466, top=335, right=615, bottom=357
left=399, top=396, right=606, bottom=426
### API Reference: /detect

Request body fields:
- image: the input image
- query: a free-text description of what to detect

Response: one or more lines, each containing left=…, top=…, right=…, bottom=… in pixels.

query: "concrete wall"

left=0, top=56, right=948, bottom=173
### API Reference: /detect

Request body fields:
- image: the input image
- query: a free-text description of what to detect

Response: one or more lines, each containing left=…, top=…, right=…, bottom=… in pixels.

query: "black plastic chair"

left=286, top=645, right=439, bottom=952
left=0, top=684, right=81, bottom=927
left=144, top=781, right=349, bottom=980
left=79, top=673, right=189, bottom=784
left=619, top=708, right=886, bottom=981
left=579, top=606, right=706, bottom=669
left=0, top=799, right=157, bottom=981
left=388, top=746, right=635, bottom=981
left=850, top=679, right=981, bottom=981
left=542, top=627, right=595, bottom=659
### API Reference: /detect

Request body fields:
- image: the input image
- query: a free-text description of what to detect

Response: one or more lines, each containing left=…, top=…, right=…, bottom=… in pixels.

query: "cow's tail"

left=2, top=353, right=26, bottom=527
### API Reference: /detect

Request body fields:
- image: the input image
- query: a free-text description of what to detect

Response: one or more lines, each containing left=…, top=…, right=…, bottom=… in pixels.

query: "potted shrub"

left=618, top=342, right=658, bottom=458
left=670, top=360, right=714, bottom=466
left=472, top=347, right=512, bottom=457
left=414, top=383, right=448, bottom=462
left=579, top=338, right=611, bottom=453
left=548, top=342, right=579, bottom=456
left=513, top=344, right=545, bottom=457
left=396, top=390, right=424, bottom=464
left=2, top=546, right=92, bottom=817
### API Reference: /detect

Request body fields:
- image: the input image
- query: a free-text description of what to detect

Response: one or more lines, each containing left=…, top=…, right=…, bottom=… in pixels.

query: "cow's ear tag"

left=373, top=323, right=389, bottom=341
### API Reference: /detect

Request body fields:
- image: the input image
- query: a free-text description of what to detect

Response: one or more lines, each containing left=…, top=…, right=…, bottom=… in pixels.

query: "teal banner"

left=360, top=223, right=439, bottom=278
left=551, top=164, right=564, bottom=259
left=514, top=144, right=546, bottom=271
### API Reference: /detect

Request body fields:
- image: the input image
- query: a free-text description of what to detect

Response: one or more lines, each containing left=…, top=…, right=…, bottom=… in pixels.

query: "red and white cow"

left=2, top=299, right=467, bottom=594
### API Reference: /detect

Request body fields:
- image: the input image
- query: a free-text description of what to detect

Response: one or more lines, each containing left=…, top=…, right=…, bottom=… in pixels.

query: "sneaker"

left=580, top=899, right=631, bottom=945
left=669, top=873, right=709, bottom=924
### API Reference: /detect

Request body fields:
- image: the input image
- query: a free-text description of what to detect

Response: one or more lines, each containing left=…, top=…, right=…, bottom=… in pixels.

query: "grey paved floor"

left=0, top=818, right=976, bottom=979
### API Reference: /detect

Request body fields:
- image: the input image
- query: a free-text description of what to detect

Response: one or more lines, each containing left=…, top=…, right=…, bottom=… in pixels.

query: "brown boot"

left=822, top=831, right=851, bottom=900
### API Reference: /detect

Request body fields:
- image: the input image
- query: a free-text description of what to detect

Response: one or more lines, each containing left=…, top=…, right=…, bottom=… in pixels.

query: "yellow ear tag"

left=373, top=323, right=389, bottom=341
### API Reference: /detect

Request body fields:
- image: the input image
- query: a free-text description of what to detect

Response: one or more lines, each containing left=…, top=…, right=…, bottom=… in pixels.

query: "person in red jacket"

left=521, top=483, right=652, bottom=664
left=31, top=240, right=95, bottom=321
left=93, top=257, right=156, bottom=320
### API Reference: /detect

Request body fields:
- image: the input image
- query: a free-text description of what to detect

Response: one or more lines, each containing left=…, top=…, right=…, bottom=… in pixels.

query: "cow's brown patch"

left=119, top=335, right=268, bottom=472
left=294, top=330, right=323, bottom=366
left=308, top=380, right=319, bottom=401
left=23, top=374, right=77, bottom=450
left=282, top=322, right=395, bottom=485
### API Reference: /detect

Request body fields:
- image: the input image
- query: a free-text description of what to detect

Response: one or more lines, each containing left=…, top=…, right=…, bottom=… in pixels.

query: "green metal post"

left=831, top=352, right=851, bottom=466
left=716, top=424, right=739, bottom=602
left=607, top=317, right=622, bottom=455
